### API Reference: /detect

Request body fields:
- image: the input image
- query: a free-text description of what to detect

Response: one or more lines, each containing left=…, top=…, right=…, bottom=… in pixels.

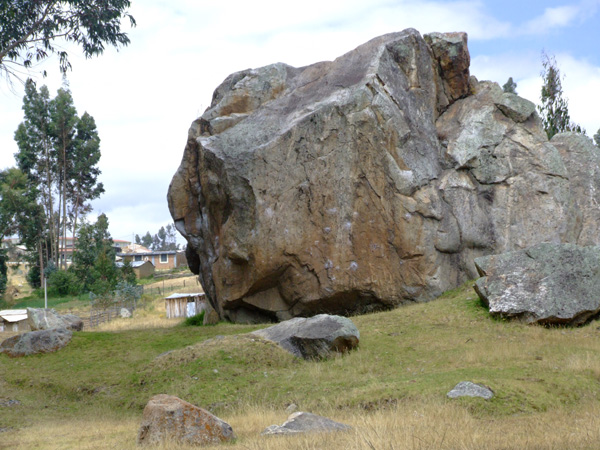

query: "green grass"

left=3, top=281, right=600, bottom=446
left=10, top=293, right=91, bottom=310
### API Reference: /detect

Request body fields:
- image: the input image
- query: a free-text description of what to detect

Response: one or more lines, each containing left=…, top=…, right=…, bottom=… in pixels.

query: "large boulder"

left=168, top=28, right=598, bottom=322
left=474, top=243, right=600, bottom=325
left=251, top=314, right=359, bottom=360
left=137, top=394, right=235, bottom=446
left=0, top=328, right=72, bottom=357
left=27, top=308, right=83, bottom=331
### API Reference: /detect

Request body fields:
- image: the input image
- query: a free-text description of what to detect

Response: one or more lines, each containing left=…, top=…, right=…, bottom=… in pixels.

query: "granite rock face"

left=137, top=394, right=235, bottom=446
left=169, top=28, right=598, bottom=322
left=474, top=243, right=600, bottom=325
left=251, top=314, right=359, bottom=359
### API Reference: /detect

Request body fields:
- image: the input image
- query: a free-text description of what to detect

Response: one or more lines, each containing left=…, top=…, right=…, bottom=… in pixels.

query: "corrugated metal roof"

left=0, top=309, right=28, bottom=322
left=165, top=293, right=205, bottom=299
left=116, top=261, right=154, bottom=268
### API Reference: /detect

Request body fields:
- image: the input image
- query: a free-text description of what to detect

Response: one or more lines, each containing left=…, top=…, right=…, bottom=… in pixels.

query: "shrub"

left=183, top=310, right=205, bottom=327
left=48, top=269, right=81, bottom=296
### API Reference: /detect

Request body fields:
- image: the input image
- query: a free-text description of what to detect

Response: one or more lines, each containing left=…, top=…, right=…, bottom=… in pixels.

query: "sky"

left=1, top=0, right=599, bottom=244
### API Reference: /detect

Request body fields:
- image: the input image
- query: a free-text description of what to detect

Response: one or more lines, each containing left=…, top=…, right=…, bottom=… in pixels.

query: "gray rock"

left=261, top=412, right=352, bottom=436
left=0, top=328, right=73, bottom=357
left=137, top=394, right=235, bottom=446
left=495, top=92, right=536, bottom=123
left=474, top=243, right=600, bottom=325
left=447, top=382, right=494, bottom=400
left=251, top=314, right=359, bottom=360
left=27, top=308, right=83, bottom=331
left=168, top=28, right=599, bottom=322
left=119, top=308, right=132, bottom=318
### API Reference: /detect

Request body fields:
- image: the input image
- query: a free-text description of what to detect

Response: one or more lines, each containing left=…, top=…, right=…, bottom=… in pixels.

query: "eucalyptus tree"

left=0, top=0, right=135, bottom=82
left=538, top=52, right=584, bottom=140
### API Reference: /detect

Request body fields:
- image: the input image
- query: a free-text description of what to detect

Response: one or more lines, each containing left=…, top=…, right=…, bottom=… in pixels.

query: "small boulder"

left=447, top=381, right=494, bottom=400
left=250, top=314, right=359, bottom=360
left=474, top=243, right=600, bottom=325
left=0, top=328, right=73, bottom=357
left=119, top=308, right=132, bottom=318
left=27, top=308, right=83, bottom=331
left=262, top=412, right=351, bottom=436
left=137, top=394, right=235, bottom=446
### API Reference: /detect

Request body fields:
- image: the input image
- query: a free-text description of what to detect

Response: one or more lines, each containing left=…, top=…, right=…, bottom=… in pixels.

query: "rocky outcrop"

left=27, top=308, right=83, bottom=331
left=251, top=314, right=359, bottom=359
left=262, top=412, right=351, bottom=435
left=169, top=28, right=598, bottom=322
left=0, top=328, right=72, bottom=357
left=474, top=243, right=600, bottom=325
left=137, top=394, right=235, bottom=446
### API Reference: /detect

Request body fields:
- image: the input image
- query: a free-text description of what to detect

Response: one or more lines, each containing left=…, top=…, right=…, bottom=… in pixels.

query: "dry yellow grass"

left=5, top=399, right=600, bottom=449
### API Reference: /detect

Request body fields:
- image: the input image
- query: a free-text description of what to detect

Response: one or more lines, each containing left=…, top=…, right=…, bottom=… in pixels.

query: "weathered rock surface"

left=27, top=308, right=83, bottom=331
left=474, top=243, right=600, bottom=325
left=137, top=394, right=235, bottom=446
left=262, top=412, right=351, bottom=435
left=251, top=314, right=359, bottom=359
left=169, top=28, right=599, bottom=322
left=447, top=382, right=494, bottom=400
left=0, top=328, right=72, bottom=357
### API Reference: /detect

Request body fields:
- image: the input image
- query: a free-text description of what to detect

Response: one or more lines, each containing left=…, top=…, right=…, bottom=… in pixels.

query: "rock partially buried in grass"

left=0, top=328, right=72, bottom=357
left=250, top=314, right=359, bottom=360
left=262, top=412, right=352, bottom=436
left=474, top=243, right=600, bottom=325
left=447, top=381, right=494, bottom=400
left=137, top=394, right=235, bottom=446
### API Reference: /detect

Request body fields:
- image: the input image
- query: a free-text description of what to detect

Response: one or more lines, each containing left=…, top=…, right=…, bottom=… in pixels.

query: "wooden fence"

left=141, top=278, right=201, bottom=297
left=88, top=298, right=137, bottom=328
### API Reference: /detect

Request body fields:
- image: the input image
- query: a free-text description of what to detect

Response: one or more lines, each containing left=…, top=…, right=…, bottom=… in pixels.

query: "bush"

left=48, top=269, right=81, bottom=296
left=182, top=310, right=205, bottom=327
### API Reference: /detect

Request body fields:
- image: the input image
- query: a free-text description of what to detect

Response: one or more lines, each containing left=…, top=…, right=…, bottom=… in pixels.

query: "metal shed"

left=164, top=293, right=206, bottom=319
left=0, top=309, right=30, bottom=332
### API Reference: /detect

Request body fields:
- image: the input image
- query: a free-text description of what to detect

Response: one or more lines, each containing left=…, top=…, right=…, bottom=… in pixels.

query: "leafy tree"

left=14, top=79, right=105, bottom=276
left=71, top=213, right=117, bottom=294
left=538, top=52, right=584, bottom=140
left=139, top=231, right=153, bottom=249
left=0, top=0, right=135, bottom=81
left=594, top=129, right=600, bottom=148
left=502, top=77, right=517, bottom=94
left=0, top=248, right=7, bottom=297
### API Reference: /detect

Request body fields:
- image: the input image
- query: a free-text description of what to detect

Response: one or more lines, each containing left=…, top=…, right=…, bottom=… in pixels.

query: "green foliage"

left=594, top=129, right=600, bottom=148
left=538, top=52, right=584, bottom=140
left=0, top=248, right=7, bottom=297
left=136, top=223, right=180, bottom=251
left=502, top=76, right=517, bottom=94
left=71, top=213, right=118, bottom=295
left=182, top=310, right=206, bottom=327
left=26, top=262, right=41, bottom=288
left=119, top=260, right=137, bottom=285
left=47, top=269, right=81, bottom=296
left=0, top=0, right=136, bottom=80
left=114, top=281, right=142, bottom=305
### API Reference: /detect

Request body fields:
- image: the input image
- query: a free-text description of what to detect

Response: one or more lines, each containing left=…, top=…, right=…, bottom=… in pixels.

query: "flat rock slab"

left=0, top=328, right=72, bottom=357
left=474, top=243, right=600, bottom=325
left=447, top=382, right=494, bottom=400
left=251, top=314, right=359, bottom=360
left=27, top=308, right=83, bottom=331
left=137, top=394, right=235, bottom=446
left=262, top=412, right=352, bottom=435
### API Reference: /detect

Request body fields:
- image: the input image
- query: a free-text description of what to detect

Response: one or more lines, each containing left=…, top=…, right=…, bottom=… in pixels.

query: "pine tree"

left=502, top=77, right=517, bottom=94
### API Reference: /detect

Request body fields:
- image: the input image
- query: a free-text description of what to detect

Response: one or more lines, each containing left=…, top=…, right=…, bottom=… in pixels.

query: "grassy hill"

left=2, top=282, right=600, bottom=449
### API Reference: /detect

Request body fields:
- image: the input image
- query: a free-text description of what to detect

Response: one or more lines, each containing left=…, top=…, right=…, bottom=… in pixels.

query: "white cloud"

left=1, top=0, right=599, bottom=242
